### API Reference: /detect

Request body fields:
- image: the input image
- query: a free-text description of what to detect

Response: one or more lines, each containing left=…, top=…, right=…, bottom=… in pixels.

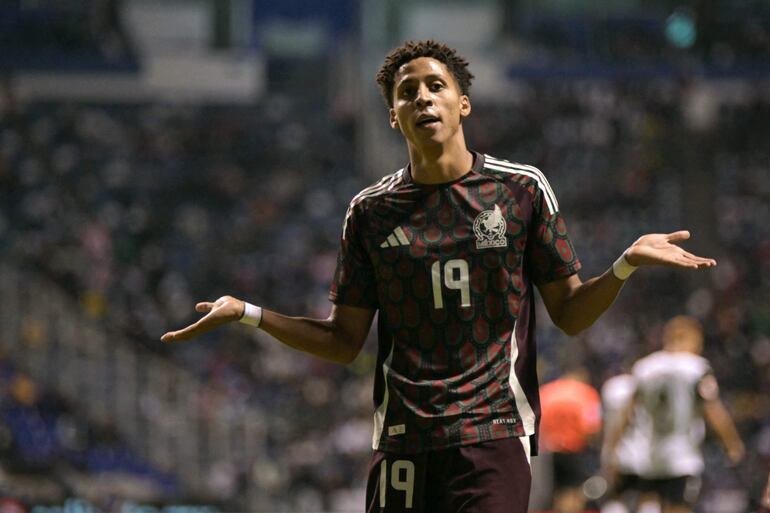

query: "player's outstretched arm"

left=539, top=230, right=716, bottom=336
left=702, top=392, right=745, bottom=465
left=600, top=396, right=636, bottom=488
left=161, top=297, right=376, bottom=365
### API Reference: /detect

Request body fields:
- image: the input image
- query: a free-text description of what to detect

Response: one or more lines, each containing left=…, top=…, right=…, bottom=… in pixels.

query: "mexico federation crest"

left=473, top=204, right=508, bottom=249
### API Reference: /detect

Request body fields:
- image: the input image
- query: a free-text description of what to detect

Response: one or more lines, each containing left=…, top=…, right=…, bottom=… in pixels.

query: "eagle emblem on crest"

left=473, top=204, right=508, bottom=249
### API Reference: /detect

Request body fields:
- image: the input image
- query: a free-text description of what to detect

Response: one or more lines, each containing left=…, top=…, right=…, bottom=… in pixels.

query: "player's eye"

left=430, top=82, right=444, bottom=92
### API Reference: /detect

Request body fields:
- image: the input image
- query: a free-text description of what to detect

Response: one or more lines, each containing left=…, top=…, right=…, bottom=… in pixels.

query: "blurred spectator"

left=0, top=355, right=177, bottom=506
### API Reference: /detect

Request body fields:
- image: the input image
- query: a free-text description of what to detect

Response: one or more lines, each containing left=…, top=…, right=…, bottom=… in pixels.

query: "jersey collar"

left=404, top=150, right=485, bottom=187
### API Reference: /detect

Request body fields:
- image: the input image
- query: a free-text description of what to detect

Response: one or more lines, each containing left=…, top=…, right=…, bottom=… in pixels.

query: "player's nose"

left=415, top=84, right=433, bottom=107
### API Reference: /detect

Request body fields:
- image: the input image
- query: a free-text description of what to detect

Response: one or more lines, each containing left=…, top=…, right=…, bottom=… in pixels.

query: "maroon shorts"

left=365, top=436, right=532, bottom=513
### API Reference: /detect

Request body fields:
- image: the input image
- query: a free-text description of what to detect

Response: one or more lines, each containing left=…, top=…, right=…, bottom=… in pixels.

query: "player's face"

left=389, top=57, right=471, bottom=146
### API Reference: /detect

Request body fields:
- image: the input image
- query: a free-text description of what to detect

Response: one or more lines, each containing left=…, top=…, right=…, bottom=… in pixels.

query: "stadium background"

left=0, top=0, right=768, bottom=511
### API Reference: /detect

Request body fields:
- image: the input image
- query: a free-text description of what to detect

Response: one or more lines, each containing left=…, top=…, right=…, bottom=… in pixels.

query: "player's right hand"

left=160, top=295, right=245, bottom=343
left=726, top=442, right=746, bottom=466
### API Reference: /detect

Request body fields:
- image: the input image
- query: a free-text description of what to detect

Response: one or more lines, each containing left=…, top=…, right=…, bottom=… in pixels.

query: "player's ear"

left=389, top=108, right=399, bottom=129
left=460, top=95, right=471, bottom=118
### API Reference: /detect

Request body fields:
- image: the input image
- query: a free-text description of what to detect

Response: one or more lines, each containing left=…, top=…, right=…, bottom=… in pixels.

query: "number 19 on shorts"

left=380, top=459, right=415, bottom=509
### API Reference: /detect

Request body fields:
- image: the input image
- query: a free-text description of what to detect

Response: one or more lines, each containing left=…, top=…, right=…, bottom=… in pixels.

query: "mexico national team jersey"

left=329, top=152, right=581, bottom=454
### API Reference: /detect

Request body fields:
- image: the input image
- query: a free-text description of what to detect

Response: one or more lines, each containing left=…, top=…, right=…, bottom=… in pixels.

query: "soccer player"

left=600, top=370, right=654, bottom=513
left=161, top=40, right=718, bottom=512
left=603, top=316, right=745, bottom=513
left=539, top=367, right=602, bottom=513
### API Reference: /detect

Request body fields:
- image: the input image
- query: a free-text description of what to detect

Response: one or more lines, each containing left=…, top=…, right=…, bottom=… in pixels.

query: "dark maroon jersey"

left=329, top=152, right=581, bottom=454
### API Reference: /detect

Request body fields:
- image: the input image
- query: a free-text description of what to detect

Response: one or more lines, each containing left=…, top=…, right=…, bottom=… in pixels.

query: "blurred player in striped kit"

left=162, top=41, right=719, bottom=512
left=602, top=316, right=745, bottom=513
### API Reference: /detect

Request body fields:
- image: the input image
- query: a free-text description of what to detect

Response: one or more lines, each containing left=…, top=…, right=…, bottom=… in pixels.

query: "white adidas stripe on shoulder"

left=484, top=162, right=558, bottom=215
left=486, top=157, right=558, bottom=205
left=342, top=169, right=405, bottom=239
left=484, top=155, right=559, bottom=215
left=350, top=168, right=404, bottom=205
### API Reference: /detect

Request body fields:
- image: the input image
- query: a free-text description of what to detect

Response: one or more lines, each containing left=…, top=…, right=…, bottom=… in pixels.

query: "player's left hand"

left=624, top=230, right=716, bottom=269
left=160, top=295, right=245, bottom=343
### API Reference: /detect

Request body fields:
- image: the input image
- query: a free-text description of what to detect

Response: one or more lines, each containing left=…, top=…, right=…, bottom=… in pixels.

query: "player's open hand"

left=726, top=442, right=746, bottom=466
left=624, top=231, right=716, bottom=269
left=160, top=295, right=245, bottom=343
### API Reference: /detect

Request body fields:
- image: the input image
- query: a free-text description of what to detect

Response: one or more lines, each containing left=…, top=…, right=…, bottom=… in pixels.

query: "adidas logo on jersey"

left=380, top=226, right=410, bottom=248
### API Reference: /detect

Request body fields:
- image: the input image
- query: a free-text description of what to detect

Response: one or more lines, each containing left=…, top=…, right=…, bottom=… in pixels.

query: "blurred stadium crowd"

left=1, top=77, right=768, bottom=511
left=1, top=1, right=769, bottom=512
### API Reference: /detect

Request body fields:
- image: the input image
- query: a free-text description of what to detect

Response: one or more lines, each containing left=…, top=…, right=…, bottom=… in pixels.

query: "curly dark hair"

left=376, top=40, right=474, bottom=108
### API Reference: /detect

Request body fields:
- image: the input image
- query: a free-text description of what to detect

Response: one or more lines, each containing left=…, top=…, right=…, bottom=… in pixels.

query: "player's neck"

left=407, top=138, right=473, bottom=185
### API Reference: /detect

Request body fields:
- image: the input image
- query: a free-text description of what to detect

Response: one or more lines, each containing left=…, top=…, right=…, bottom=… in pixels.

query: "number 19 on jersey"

left=431, top=259, right=471, bottom=309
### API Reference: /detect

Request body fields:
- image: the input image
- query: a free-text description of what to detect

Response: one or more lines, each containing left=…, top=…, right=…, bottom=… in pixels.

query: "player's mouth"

left=416, top=114, right=441, bottom=129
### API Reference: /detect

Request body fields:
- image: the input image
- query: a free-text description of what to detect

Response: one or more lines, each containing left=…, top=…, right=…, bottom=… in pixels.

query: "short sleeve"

left=328, top=202, right=380, bottom=308
left=697, top=373, right=720, bottom=401
left=524, top=184, right=581, bottom=284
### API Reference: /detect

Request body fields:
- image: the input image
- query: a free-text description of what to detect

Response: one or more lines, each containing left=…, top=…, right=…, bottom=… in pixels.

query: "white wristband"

left=239, top=302, right=263, bottom=328
left=612, top=253, right=638, bottom=280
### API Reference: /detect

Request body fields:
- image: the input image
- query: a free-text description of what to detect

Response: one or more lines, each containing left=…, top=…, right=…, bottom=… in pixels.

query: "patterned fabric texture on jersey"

left=329, top=152, right=581, bottom=453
